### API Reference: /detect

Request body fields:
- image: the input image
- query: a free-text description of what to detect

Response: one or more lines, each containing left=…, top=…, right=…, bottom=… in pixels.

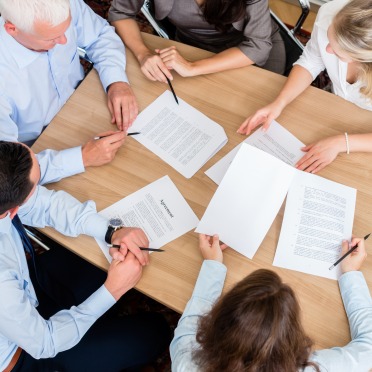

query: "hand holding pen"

left=82, top=131, right=126, bottom=168
left=329, top=235, right=369, bottom=272
left=94, top=132, right=140, bottom=140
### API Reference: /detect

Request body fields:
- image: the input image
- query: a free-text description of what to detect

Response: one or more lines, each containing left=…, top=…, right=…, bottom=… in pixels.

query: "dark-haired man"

left=0, top=141, right=169, bottom=371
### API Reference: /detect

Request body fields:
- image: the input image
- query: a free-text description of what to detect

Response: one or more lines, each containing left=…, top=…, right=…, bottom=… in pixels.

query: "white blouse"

left=294, top=0, right=372, bottom=111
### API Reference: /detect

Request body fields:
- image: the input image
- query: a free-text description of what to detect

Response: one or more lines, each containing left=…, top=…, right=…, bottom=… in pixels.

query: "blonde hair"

left=333, top=0, right=372, bottom=100
left=0, top=0, right=70, bottom=33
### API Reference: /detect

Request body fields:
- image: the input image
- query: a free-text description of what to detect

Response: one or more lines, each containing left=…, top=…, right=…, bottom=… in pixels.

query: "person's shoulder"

left=317, top=0, right=349, bottom=24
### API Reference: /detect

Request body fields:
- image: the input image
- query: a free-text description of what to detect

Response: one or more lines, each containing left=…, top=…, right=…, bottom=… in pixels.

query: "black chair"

left=140, top=0, right=310, bottom=77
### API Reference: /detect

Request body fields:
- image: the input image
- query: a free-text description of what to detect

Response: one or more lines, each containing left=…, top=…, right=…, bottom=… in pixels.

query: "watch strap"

left=105, top=226, right=115, bottom=244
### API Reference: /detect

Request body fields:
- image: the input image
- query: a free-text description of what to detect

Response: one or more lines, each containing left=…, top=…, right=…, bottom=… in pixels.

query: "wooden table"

left=32, top=33, right=372, bottom=350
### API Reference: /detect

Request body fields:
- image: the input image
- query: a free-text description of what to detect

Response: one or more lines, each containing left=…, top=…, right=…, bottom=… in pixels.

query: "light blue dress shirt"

left=170, top=260, right=372, bottom=372
left=0, top=185, right=114, bottom=370
left=0, top=0, right=129, bottom=182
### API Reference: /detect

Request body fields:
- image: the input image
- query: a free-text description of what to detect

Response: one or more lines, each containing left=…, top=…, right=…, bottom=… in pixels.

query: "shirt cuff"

left=100, top=71, right=129, bottom=92
left=191, top=260, right=227, bottom=302
left=80, top=284, right=116, bottom=316
left=82, top=213, right=109, bottom=241
left=59, top=146, right=85, bottom=176
left=339, top=271, right=372, bottom=315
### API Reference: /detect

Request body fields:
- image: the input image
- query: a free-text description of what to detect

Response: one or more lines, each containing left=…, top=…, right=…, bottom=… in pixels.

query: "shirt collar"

left=0, top=17, right=43, bottom=69
left=0, top=213, right=13, bottom=235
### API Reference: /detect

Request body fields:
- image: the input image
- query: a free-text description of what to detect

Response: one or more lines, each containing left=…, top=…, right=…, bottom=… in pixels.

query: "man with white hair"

left=0, top=0, right=138, bottom=184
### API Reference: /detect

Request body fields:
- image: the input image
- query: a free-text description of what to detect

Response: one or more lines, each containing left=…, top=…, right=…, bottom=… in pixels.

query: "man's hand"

left=104, top=252, right=142, bottom=300
left=341, top=237, right=367, bottom=274
left=82, top=131, right=125, bottom=167
left=109, top=227, right=149, bottom=266
left=199, top=234, right=228, bottom=263
left=107, top=82, right=138, bottom=132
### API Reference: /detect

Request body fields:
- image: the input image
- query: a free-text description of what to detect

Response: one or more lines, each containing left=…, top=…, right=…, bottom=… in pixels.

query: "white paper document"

left=197, top=143, right=356, bottom=272
left=196, top=144, right=297, bottom=259
left=95, top=176, right=199, bottom=262
left=130, top=91, right=228, bottom=178
left=273, top=171, right=356, bottom=280
left=205, top=120, right=305, bottom=185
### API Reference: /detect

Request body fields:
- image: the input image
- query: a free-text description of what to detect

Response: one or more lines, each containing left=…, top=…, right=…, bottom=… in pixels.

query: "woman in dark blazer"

left=108, top=0, right=286, bottom=82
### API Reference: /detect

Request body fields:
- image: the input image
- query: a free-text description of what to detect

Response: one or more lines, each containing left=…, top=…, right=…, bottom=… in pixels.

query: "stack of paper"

left=130, top=91, right=228, bottom=178
left=205, top=120, right=305, bottom=185
left=197, top=144, right=356, bottom=280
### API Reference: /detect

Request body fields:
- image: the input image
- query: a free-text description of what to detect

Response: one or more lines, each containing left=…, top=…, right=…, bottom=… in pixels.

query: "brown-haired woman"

left=170, top=234, right=372, bottom=371
left=108, top=0, right=286, bottom=82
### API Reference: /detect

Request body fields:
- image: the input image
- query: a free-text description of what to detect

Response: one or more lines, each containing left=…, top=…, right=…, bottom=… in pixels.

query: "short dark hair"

left=0, top=141, right=34, bottom=214
left=194, top=269, right=320, bottom=372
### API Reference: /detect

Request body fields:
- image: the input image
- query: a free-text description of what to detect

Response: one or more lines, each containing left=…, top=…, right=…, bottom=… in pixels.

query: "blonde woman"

left=238, top=0, right=372, bottom=174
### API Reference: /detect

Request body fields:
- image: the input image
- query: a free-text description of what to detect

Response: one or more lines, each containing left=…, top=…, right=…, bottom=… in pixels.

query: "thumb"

left=341, top=240, right=350, bottom=255
left=261, top=115, right=273, bottom=132
left=211, top=234, right=220, bottom=249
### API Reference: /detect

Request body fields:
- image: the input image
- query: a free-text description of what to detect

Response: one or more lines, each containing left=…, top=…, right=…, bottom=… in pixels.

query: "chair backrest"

left=141, top=0, right=170, bottom=39
left=270, top=11, right=305, bottom=76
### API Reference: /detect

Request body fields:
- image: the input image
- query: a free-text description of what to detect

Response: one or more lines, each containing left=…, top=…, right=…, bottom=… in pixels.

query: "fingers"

left=296, top=148, right=330, bottom=174
left=340, top=237, right=367, bottom=273
left=107, top=83, right=139, bottom=131
left=211, top=234, right=220, bottom=249
left=109, top=247, right=126, bottom=261
left=237, top=113, right=268, bottom=135
left=341, top=239, right=351, bottom=255
left=118, top=228, right=150, bottom=266
left=141, top=53, right=172, bottom=82
left=199, top=233, right=211, bottom=249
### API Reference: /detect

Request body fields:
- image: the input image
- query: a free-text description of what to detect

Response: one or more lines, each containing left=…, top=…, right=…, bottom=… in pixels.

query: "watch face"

left=109, top=218, right=123, bottom=227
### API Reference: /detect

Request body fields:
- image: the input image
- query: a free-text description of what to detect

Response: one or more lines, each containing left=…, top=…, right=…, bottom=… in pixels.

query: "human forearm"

left=272, top=65, right=313, bottom=110
left=346, top=133, right=372, bottom=153
left=186, top=47, right=254, bottom=76
left=339, top=271, right=372, bottom=343
left=112, top=19, right=152, bottom=64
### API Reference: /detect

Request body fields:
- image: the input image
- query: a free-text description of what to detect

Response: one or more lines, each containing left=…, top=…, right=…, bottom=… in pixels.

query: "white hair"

left=0, top=0, right=70, bottom=33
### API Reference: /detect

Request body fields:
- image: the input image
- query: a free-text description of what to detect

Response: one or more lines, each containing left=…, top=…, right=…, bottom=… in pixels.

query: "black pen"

left=108, top=244, right=165, bottom=252
left=164, top=75, right=179, bottom=105
left=94, top=132, right=141, bottom=140
left=329, top=233, right=370, bottom=270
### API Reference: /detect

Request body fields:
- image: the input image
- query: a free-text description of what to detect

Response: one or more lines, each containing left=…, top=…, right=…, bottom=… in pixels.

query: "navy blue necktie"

left=11, top=214, right=41, bottom=287
left=12, top=214, right=35, bottom=259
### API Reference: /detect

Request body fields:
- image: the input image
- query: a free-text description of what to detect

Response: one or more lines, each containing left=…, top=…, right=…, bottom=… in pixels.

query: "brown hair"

left=333, top=0, right=372, bottom=100
left=202, top=0, right=249, bottom=33
left=193, top=269, right=319, bottom=372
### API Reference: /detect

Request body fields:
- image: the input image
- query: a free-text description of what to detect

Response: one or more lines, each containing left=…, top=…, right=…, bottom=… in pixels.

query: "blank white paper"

left=196, top=144, right=296, bottom=259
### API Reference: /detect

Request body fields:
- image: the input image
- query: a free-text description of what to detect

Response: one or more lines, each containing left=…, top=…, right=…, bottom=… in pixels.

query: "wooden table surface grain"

left=32, top=33, right=372, bottom=350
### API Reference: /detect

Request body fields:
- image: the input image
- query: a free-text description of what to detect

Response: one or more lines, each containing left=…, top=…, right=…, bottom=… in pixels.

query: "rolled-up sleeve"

left=108, top=0, right=144, bottom=23
left=237, top=0, right=273, bottom=66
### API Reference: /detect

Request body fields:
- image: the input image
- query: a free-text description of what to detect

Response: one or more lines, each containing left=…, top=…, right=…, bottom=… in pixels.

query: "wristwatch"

left=105, top=217, right=124, bottom=244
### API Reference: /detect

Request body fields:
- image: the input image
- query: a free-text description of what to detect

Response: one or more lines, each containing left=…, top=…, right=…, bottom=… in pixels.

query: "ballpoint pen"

left=94, top=132, right=141, bottom=140
left=329, top=233, right=370, bottom=270
left=165, top=75, right=179, bottom=105
left=107, top=244, right=165, bottom=252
